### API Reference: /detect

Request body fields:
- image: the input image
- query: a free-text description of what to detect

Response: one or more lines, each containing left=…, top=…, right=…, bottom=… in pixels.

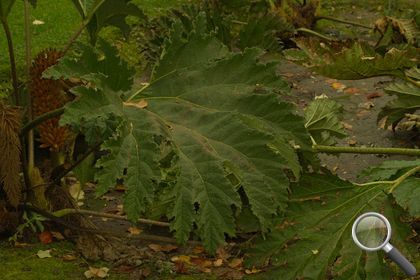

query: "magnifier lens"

left=355, top=216, right=388, bottom=248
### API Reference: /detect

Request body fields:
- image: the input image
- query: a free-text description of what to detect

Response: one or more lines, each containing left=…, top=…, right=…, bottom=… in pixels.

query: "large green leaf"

left=246, top=173, right=419, bottom=279
left=304, top=98, right=346, bottom=145
left=55, top=15, right=314, bottom=252
left=0, top=0, right=15, bottom=19
left=287, top=38, right=418, bottom=80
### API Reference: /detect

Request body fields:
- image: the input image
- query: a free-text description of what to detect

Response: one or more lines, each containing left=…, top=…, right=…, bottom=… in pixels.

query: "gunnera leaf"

left=246, top=173, right=419, bottom=279
left=304, top=97, right=346, bottom=145
left=289, top=38, right=418, bottom=80
left=0, top=102, right=22, bottom=207
left=359, top=159, right=420, bottom=181
left=55, top=13, right=315, bottom=253
left=378, top=67, right=420, bottom=128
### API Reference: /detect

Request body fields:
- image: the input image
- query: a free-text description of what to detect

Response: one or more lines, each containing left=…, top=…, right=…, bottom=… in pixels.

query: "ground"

left=0, top=0, right=419, bottom=279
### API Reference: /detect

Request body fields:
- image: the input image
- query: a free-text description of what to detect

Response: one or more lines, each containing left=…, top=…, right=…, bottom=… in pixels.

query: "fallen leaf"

left=216, top=247, right=231, bottom=260
left=245, top=267, right=262, bottom=274
left=32, top=19, right=45, bottom=25
left=358, top=101, right=374, bottom=109
left=342, top=122, right=353, bottom=131
left=356, top=110, right=370, bottom=119
left=366, top=92, right=383, bottom=100
left=171, top=255, right=191, bottom=265
left=191, top=257, right=212, bottom=268
left=51, top=231, right=65, bottom=240
left=37, top=249, right=52, bottom=259
left=311, top=249, right=319, bottom=255
left=39, top=231, right=53, bottom=244
left=84, top=267, right=110, bottom=279
left=123, top=99, right=148, bottom=109
left=192, top=246, right=205, bottom=254
left=331, top=82, right=346, bottom=91
left=348, top=138, right=358, bottom=146
left=344, top=87, right=359, bottom=94
left=325, top=79, right=338, bottom=84
left=14, top=242, right=32, bottom=248
left=62, top=254, right=77, bottom=261
left=281, top=72, right=295, bottom=78
left=174, top=262, right=189, bottom=274
left=148, top=244, right=178, bottom=252
left=228, top=258, right=243, bottom=269
left=142, top=267, right=152, bottom=277
left=213, top=259, right=223, bottom=267
left=127, top=227, right=142, bottom=235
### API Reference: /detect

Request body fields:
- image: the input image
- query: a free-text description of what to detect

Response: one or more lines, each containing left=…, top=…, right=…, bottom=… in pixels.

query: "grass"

left=0, top=240, right=128, bottom=280
left=0, top=0, right=189, bottom=81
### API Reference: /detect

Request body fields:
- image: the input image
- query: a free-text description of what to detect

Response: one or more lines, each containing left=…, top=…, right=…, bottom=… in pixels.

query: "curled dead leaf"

left=148, top=244, right=178, bottom=252
left=127, top=227, right=142, bottom=235
left=228, top=258, right=243, bottom=269
left=123, top=99, right=148, bottom=109
left=84, top=267, right=109, bottom=279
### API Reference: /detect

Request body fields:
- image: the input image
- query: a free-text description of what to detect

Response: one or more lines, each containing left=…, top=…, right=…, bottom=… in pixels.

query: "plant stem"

left=1, top=18, right=19, bottom=105
left=20, top=107, right=65, bottom=137
left=53, top=208, right=171, bottom=227
left=296, top=28, right=335, bottom=41
left=388, top=165, right=420, bottom=193
left=315, top=15, right=372, bottom=29
left=354, top=181, right=393, bottom=187
left=62, top=0, right=106, bottom=55
left=312, top=144, right=420, bottom=156
left=23, top=0, right=34, bottom=171
left=53, top=141, right=101, bottom=184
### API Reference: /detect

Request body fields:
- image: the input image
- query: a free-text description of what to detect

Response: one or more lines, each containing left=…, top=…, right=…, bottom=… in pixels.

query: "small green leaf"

left=73, top=153, right=96, bottom=187
left=304, top=98, right=346, bottom=145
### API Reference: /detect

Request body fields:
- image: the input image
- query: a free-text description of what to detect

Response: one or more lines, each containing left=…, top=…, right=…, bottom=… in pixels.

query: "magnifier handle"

left=386, top=246, right=416, bottom=276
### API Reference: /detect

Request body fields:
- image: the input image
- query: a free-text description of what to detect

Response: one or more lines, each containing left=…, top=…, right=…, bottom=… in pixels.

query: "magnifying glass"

left=352, top=212, right=416, bottom=277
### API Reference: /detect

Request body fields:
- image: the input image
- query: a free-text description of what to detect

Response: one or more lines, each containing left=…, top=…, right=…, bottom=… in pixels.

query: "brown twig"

left=53, top=208, right=171, bottom=228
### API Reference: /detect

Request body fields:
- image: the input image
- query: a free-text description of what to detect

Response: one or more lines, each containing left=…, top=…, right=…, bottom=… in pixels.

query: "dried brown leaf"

left=0, top=102, right=22, bottom=207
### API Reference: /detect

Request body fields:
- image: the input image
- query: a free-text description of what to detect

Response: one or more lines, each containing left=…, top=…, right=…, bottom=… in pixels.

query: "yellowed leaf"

left=62, top=254, right=77, bottom=261
left=331, top=82, right=346, bottom=91
left=228, top=258, right=243, bottom=269
left=127, top=227, right=142, bottom=235
left=213, top=258, right=223, bottom=267
left=245, top=267, right=262, bottom=274
left=171, top=255, right=191, bottom=264
left=84, top=267, right=110, bottom=279
left=37, top=249, right=52, bottom=259
left=192, top=246, right=205, bottom=254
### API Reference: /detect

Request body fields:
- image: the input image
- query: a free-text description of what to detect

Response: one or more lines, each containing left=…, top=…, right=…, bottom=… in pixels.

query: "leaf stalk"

left=312, top=144, right=420, bottom=156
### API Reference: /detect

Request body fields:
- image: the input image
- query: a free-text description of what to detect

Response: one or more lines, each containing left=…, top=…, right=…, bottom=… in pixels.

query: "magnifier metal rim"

left=352, top=212, right=392, bottom=252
